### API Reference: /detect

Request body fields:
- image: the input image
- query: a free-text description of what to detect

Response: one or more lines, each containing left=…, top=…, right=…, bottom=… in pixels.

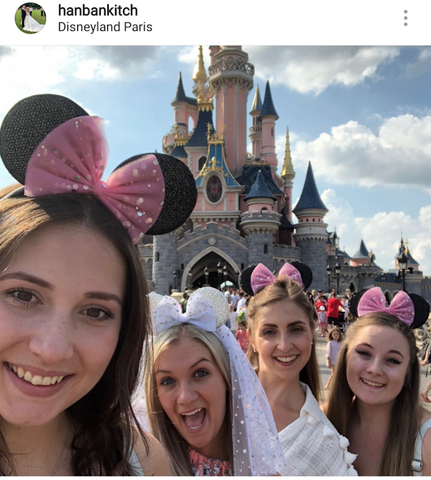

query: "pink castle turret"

left=260, top=81, right=279, bottom=170
left=249, top=85, right=263, bottom=159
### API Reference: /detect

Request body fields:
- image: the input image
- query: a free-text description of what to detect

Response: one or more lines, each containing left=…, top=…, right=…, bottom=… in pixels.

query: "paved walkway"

left=314, top=333, right=431, bottom=412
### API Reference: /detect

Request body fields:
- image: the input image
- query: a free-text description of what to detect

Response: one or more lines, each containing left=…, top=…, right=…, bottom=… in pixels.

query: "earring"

left=311, top=341, right=314, bottom=345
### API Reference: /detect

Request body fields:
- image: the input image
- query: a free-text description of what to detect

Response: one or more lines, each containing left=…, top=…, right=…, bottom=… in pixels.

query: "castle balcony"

left=249, top=125, right=262, bottom=133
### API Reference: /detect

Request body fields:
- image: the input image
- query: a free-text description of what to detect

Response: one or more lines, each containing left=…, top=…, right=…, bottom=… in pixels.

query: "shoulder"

left=133, top=429, right=171, bottom=476
left=420, top=411, right=431, bottom=475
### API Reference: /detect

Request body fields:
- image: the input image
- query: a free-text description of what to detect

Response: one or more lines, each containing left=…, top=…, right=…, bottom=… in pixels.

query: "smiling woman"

left=326, top=287, right=431, bottom=476
left=0, top=93, right=198, bottom=475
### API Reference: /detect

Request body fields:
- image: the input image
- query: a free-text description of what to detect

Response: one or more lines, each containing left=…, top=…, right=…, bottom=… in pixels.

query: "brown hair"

left=326, top=312, right=422, bottom=476
left=326, top=326, right=343, bottom=342
left=144, top=324, right=232, bottom=475
left=0, top=188, right=150, bottom=475
left=246, top=277, right=320, bottom=400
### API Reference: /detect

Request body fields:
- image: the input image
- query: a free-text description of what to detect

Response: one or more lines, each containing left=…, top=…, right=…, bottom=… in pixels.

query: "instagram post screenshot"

left=0, top=0, right=431, bottom=476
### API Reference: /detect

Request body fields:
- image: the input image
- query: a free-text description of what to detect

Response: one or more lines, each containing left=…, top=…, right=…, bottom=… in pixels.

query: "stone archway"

left=181, top=247, right=240, bottom=291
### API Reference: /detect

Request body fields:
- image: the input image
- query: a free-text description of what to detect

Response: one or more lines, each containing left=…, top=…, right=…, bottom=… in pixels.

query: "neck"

left=354, top=399, right=394, bottom=429
left=0, top=414, right=73, bottom=475
left=258, top=371, right=305, bottom=411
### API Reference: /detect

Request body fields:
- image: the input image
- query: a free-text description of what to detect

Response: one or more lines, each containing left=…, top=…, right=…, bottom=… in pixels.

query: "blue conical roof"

left=187, top=109, right=214, bottom=147
left=293, top=162, right=327, bottom=212
left=245, top=170, right=276, bottom=201
left=172, top=72, right=187, bottom=104
left=170, top=144, right=187, bottom=158
left=353, top=240, right=370, bottom=258
left=260, top=81, right=279, bottom=119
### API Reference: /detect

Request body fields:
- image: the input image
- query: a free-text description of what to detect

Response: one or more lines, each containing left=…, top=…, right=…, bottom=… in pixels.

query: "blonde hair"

left=246, top=277, right=321, bottom=401
left=326, top=312, right=422, bottom=476
left=144, top=324, right=233, bottom=475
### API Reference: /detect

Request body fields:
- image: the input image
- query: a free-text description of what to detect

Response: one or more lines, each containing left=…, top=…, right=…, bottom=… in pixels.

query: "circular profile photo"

left=16, top=3, right=46, bottom=34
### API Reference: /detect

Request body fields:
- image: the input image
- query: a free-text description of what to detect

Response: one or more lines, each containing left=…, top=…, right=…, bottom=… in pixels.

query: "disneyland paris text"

left=58, top=4, right=152, bottom=33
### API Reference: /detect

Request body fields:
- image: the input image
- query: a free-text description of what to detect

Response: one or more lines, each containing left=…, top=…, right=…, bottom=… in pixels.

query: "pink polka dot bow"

left=250, top=262, right=303, bottom=294
left=357, top=287, right=415, bottom=326
left=24, top=116, right=165, bottom=244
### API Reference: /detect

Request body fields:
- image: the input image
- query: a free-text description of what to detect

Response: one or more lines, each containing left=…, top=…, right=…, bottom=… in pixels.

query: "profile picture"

left=16, top=3, right=46, bottom=34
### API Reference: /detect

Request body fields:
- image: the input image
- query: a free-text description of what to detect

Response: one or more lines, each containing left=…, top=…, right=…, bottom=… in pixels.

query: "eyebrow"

left=156, top=358, right=211, bottom=375
left=0, top=272, right=123, bottom=306
left=261, top=320, right=307, bottom=328
left=358, top=343, right=405, bottom=359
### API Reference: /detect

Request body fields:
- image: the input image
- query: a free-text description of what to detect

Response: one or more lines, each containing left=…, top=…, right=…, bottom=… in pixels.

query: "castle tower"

left=153, top=232, right=179, bottom=295
left=351, top=240, right=371, bottom=267
left=260, top=81, right=279, bottom=170
left=293, top=162, right=328, bottom=291
left=281, top=127, right=295, bottom=223
left=249, top=85, right=263, bottom=158
left=240, top=171, right=281, bottom=269
left=208, top=46, right=254, bottom=173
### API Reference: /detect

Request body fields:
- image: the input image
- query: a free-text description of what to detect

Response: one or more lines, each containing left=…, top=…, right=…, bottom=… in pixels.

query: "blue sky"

left=1, top=45, right=431, bottom=273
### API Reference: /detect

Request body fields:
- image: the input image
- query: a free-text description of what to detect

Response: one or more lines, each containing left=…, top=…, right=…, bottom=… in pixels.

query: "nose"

left=366, top=357, right=384, bottom=376
left=28, top=311, right=74, bottom=363
left=177, top=380, right=198, bottom=405
left=277, top=332, right=291, bottom=353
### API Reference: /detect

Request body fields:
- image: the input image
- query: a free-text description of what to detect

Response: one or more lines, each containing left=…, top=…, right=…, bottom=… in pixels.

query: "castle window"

left=264, top=244, right=268, bottom=254
left=206, top=175, right=223, bottom=203
left=241, top=263, right=244, bottom=270
left=312, top=218, right=315, bottom=222
left=306, top=219, right=309, bottom=222
left=198, top=156, right=207, bottom=170
left=271, top=128, right=274, bottom=137
left=155, top=252, right=160, bottom=262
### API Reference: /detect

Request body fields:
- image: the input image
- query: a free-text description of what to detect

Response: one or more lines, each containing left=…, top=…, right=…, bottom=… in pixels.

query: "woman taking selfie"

left=241, top=262, right=357, bottom=476
left=144, top=287, right=285, bottom=476
left=0, top=93, right=197, bottom=475
left=326, top=287, right=431, bottom=476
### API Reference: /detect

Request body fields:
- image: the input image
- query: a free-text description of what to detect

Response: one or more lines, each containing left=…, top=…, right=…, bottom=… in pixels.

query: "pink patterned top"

left=188, top=448, right=232, bottom=476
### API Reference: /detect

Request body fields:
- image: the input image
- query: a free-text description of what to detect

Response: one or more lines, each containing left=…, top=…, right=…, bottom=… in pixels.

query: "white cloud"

left=177, top=46, right=212, bottom=79
left=292, top=115, right=431, bottom=191
left=245, top=46, right=400, bottom=95
left=318, top=189, right=431, bottom=273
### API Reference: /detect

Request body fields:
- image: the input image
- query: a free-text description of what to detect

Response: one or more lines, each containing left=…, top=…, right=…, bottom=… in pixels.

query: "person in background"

left=236, top=317, right=249, bottom=354
left=318, top=305, right=328, bottom=337
left=327, top=292, right=344, bottom=328
left=324, top=327, right=343, bottom=389
left=179, top=292, right=189, bottom=313
left=228, top=304, right=238, bottom=335
left=237, top=291, right=246, bottom=313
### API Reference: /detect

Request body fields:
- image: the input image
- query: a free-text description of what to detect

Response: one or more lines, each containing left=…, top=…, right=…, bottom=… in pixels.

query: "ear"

left=246, top=329, right=255, bottom=351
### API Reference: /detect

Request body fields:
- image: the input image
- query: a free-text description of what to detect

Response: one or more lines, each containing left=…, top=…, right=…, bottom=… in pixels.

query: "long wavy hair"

left=326, top=312, right=422, bottom=476
left=0, top=186, right=151, bottom=475
left=144, top=324, right=232, bottom=476
left=246, top=277, right=320, bottom=401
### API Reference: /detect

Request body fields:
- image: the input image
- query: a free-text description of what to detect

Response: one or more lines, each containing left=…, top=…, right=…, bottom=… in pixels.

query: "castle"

left=139, top=46, right=431, bottom=302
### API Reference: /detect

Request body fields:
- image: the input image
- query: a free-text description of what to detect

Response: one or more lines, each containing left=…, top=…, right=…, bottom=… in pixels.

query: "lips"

left=275, top=355, right=298, bottom=365
left=7, top=363, right=66, bottom=386
left=181, top=408, right=206, bottom=431
left=361, top=378, right=385, bottom=388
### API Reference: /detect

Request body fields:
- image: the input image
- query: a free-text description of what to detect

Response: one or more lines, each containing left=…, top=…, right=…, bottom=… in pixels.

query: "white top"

left=229, top=311, right=238, bottom=331
left=278, top=383, right=358, bottom=476
left=237, top=297, right=246, bottom=311
left=412, top=418, right=431, bottom=475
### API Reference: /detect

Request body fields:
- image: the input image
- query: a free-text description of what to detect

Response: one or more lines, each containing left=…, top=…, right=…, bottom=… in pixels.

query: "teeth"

left=362, top=379, right=384, bottom=387
left=8, top=363, right=66, bottom=387
left=276, top=356, right=296, bottom=363
left=182, top=408, right=202, bottom=416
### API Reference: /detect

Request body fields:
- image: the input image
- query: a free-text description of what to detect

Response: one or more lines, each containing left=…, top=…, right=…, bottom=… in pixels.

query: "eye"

left=194, top=369, right=208, bottom=379
left=291, top=326, right=304, bottom=333
left=160, top=377, right=175, bottom=386
left=262, top=329, right=276, bottom=336
left=387, top=358, right=402, bottom=365
left=5, top=288, right=40, bottom=307
left=81, top=307, right=115, bottom=322
left=356, top=349, right=371, bottom=357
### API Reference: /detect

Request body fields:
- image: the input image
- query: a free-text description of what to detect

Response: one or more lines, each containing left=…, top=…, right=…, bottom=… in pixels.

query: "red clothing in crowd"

left=327, top=297, right=344, bottom=318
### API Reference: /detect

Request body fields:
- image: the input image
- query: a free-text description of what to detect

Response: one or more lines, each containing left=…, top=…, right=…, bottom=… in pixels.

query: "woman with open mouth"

left=144, top=287, right=285, bottom=476
left=326, top=286, right=431, bottom=476
left=241, top=262, right=358, bottom=475
left=0, top=93, right=197, bottom=475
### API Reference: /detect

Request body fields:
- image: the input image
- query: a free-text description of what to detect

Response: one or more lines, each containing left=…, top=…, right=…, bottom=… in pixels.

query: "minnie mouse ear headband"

left=348, top=286, right=429, bottom=329
left=150, top=288, right=286, bottom=476
left=239, top=261, right=313, bottom=296
left=0, top=94, right=197, bottom=243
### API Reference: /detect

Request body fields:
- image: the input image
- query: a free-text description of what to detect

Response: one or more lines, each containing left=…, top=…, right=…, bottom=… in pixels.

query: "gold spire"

left=281, top=127, right=295, bottom=178
left=192, top=46, right=207, bottom=83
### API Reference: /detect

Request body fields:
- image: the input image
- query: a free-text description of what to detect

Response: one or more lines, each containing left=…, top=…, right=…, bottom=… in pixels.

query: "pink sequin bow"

left=250, top=262, right=303, bottom=294
left=153, top=293, right=216, bottom=335
left=357, top=287, right=415, bottom=326
left=24, top=116, right=165, bottom=244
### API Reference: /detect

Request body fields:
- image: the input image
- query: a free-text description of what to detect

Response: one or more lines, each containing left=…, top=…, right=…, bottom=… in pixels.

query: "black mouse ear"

left=0, top=94, right=88, bottom=184
left=289, top=261, right=313, bottom=290
left=239, top=264, right=258, bottom=296
left=407, top=293, right=430, bottom=329
left=114, top=153, right=197, bottom=235
left=348, top=287, right=371, bottom=318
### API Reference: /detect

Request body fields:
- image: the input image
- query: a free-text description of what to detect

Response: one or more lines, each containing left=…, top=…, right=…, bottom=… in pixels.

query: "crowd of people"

left=0, top=93, right=430, bottom=475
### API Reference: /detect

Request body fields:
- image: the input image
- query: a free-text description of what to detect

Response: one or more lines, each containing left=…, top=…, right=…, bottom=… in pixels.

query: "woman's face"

left=251, top=298, right=313, bottom=384
left=0, top=222, right=125, bottom=428
left=346, top=325, right=410, bottom=408
left=155, top=337, right=228, bottom=459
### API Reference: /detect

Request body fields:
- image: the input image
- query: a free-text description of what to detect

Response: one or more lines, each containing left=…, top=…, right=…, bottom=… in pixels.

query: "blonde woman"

left=144, top=288, right=285, bottom=476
